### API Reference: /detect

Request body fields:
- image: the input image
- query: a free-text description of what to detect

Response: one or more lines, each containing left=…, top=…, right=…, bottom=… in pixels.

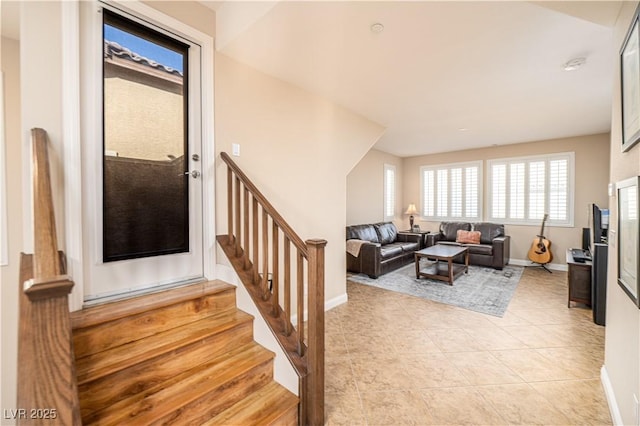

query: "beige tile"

left=513, top=307, right=590, bottom=325
left=478, top=383, right=573, bottom=425
left=535, top=346, right=604, bottom=379
left=447, top=351, right=523, bottom=385
left=501, top=324, right=567, bottom=348
left=326, top=357, right=358, bottom=393
left=386, top=328, right=442, bottom=355
left=332, top=266, right=608, bottom=425
left=401, top=353, right=470, bottom=389
left=359, top=390, right=435, bottom=425
left=464, top=326, right=528, bottom=350
left=342, top=328, right=395, bottom=355
left=492, top=349, right=580, bottom=381
left=529, top=379, right=612, bottom=425
left=435, top=310, right=496, bottom=329
left=486, top=310, right=532, bottom=327
left=538, top=323, right=606, bottom=347
left=325, top=331, right=350, bottom=358
left=424, top=328, right=484, bottom=352
left=325, top=392, right=367, bottom=426
left=421, top=386, right=507, bottom=425
left=350, top=354, right=414, bottom=391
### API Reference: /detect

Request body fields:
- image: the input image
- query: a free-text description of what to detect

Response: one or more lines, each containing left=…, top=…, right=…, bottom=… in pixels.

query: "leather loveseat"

left=426, top=222, right=510, bottom=270
left=346, top=222, right=422, bottom=278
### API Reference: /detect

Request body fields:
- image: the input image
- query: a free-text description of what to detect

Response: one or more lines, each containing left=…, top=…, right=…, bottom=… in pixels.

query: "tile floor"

left=324, top=267, right=611, bottom=425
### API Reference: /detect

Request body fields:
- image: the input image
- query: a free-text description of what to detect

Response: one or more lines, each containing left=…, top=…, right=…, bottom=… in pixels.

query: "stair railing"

left=218, top=152, right=326, bottom=426
left=16, top=128, right=81, bottom=425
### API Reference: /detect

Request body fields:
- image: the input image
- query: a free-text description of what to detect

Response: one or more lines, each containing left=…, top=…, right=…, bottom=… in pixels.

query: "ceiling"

left=206, top=1, right=621, bottom=157
left=2, top=1, right=622, bottom=158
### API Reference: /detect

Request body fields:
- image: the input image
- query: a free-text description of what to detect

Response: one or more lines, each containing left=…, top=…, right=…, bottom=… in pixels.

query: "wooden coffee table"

left=414, top=245, right=469, bottom=285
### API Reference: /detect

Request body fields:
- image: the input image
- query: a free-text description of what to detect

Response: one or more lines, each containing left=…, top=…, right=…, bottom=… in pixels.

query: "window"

left=383, top=164, right=396, bottom=220
left=102, top=9, right=190, bottom=262
left=421, top=161, right=482, bottom=221
left=488, top=152, right=574, bottom=226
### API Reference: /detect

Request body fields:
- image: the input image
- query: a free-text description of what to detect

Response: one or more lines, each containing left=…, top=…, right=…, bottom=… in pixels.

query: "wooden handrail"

left=32, top=128, right=61, bottom=279
left=220, top=152, right=308, bottom=255
left=17, top=128, right=80, bottom=425
left=218, top=152, right=326, bottom=426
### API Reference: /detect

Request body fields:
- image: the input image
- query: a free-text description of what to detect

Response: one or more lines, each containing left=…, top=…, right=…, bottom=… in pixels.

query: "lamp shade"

left=405, top=203, right=419, bottom=215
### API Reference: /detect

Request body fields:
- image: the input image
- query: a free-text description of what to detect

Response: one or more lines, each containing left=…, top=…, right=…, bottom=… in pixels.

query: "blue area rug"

left=347, top=263, right=523, bottom=317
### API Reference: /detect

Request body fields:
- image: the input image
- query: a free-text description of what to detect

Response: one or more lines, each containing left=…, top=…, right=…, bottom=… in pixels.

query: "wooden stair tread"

left=87, top=343, right=275, bottom=426
left=76, top=308, right=253, bottom=385
left=205, top=381, right=299, bottom=426
left=71, top=280, right=235, bottom=329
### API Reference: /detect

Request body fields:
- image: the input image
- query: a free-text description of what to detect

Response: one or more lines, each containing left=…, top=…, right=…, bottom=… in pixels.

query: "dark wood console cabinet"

left=566, top=249, right=592, bottom=308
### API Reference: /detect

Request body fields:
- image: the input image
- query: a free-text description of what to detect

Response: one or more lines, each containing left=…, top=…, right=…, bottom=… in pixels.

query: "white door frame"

left=63, top=0, right=215, bottom=310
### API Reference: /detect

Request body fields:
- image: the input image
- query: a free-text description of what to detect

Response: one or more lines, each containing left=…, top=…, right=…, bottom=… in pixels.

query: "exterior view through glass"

left=102, top=9, right=189, bottom=262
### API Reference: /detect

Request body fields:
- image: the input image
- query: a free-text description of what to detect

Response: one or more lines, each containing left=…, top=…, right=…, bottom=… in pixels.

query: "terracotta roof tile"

left=104, top=40, right=183, bottom=77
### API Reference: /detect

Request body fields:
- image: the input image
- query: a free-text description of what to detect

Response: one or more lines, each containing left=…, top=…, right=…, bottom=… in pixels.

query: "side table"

left=566, top=248, right=592, bottom=308
left=398, top=230, right=430, bottom=249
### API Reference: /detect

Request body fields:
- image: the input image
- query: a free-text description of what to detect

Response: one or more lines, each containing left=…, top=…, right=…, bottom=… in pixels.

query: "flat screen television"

left=590, top=203, right=608, bottom=247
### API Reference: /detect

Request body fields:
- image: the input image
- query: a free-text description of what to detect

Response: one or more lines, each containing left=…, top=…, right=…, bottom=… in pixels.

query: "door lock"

left=183, top=170, right=201, bottom=179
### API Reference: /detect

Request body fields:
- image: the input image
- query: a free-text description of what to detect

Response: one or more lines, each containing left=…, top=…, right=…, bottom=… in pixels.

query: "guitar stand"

left=529, top=262, right=552, bottom=273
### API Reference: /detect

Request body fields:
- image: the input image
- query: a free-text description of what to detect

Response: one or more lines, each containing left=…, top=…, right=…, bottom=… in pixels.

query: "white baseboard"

left=325, top=293, right=348, bottom=311
left=509, top=258, right=568, bottom=272
left=601, top=365, right=624, bottom=426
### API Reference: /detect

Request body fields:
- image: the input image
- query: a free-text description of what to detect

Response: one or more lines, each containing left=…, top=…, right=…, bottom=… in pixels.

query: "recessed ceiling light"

left=563, top=57, right=587, bottom=71
left=458, top=128, right=468, bottom=132
left=370, top=23, right=384, bottom=34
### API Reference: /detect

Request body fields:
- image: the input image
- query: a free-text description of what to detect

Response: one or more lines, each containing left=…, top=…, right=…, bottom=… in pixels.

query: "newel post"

left=304, top=238, right=327, bottom=426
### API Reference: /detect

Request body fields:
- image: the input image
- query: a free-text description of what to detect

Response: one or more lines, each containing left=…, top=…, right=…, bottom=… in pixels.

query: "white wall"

left=214, top=53, right=384, bottom=304
left=347, top=148, right=405, bottom=229
left=402, top=134, right=610, bottom=268
left=603, top=2, right=640, bottom=424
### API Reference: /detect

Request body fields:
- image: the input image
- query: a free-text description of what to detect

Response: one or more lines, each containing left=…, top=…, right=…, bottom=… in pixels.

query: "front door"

left=83, top=4, right=204, bottom=302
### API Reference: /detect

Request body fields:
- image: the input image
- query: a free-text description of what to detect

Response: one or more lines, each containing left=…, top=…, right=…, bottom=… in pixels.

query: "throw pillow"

left=456, top=230, right=481, bottom=244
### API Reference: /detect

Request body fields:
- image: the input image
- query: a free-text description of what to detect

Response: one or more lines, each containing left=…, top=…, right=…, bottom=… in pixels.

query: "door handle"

left=182, top=170, right=201, bottom=179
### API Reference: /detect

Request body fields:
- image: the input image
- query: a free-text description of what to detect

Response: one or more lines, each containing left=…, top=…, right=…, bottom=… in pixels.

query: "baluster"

left=297, top=249, right=305, bottom=356
left=284, top=236, right=291, bottom=335
left=252, top=197, right=259, bottom=283
left=272, top=222, right=279, bottom=316
left=234, top=176, right=241, bottom=256
left=227, top=167, right=233, bottom=246
left=262, top=207, right=269, bottom=300
left=243, top=185, right=250, bottom=270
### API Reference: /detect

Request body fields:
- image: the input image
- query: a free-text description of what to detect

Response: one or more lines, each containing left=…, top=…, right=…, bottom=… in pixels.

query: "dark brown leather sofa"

left=346, top=222, right=422, bottom=278
left=426, top=222, right=510, bottom=270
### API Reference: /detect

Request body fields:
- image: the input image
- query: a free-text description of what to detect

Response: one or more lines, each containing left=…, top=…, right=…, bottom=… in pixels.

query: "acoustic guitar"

left=528, top=214, right=552, bottom=264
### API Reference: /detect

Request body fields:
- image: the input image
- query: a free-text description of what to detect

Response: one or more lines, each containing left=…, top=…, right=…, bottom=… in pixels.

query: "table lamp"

left=405, top=203, right=419, bottom=229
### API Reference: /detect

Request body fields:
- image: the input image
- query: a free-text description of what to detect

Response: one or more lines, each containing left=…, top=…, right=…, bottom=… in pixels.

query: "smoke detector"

left=563, top=57, right=587, bottom=71
left=370, top=23, right=384, bottom=34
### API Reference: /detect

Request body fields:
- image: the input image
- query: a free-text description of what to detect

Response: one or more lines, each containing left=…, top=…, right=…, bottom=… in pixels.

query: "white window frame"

left=420, top=160, right=483, bottom=222
left=383, top=163, right=396, bottom=221
left=487, top=152, right=575, bottom=227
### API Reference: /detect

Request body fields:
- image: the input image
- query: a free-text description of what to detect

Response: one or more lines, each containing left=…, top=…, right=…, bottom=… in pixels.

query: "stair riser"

left=78, top=321, right=254, bottom=419
left=74, top=289, right=236, bottom=359
left=271, top=405, right=299, bottom=426
left=87, top=351, right=274, bottom=425
left=76, top=311, right=253, bottom=386
left=151, top=358, right=275, bottom=425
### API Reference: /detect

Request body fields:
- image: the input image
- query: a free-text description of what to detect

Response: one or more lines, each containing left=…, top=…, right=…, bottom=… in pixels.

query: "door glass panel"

left=103, top=10, right=189, bottom=262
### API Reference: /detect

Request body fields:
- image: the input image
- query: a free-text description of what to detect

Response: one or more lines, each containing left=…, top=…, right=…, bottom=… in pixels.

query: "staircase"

left=70, top=280, right=298, bottom=425
left=16, top=132, right=324, bottom=425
